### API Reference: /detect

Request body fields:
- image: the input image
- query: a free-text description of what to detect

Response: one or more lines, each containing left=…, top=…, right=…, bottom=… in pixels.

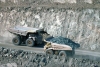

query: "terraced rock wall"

left=0, top=0, right=100, bottom=51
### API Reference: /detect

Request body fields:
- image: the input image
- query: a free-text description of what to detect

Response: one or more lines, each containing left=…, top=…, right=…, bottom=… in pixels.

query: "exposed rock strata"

left=0, top=7, right=100, bottom=51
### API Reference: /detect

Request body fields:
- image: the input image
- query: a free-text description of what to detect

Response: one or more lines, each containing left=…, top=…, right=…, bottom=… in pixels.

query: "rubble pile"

left=0, top=47, right=67, bottom=67
left=0, top=47, right=100, bottom=67
left=46, top=36, right=80, bottom=49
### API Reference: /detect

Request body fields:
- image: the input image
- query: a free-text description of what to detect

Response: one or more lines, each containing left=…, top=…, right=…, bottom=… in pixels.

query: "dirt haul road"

left=0, top=42, right=44, bottom=53
left=0, top=42, right=100, bottom=60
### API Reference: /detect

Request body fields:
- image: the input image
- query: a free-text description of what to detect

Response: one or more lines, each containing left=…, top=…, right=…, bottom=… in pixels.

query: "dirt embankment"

left=0, top=47, right=99, bottom=67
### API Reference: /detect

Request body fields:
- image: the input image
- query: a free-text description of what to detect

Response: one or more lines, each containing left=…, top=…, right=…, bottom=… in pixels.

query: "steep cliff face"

left=0, top=0, right=93, bottom=4
left=0, top=0, right=100, bottom=51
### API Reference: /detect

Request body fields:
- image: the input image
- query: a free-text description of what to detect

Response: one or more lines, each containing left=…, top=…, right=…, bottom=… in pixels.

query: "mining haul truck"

left=44, top=39, right=74, bottom=62
left=8, top=26, right=46, bottom=47
left=8, top=26, right=74, bottom=62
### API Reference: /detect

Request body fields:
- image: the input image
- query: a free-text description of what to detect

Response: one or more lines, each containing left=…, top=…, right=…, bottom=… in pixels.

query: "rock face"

left=0, top=7, right=100, bottom=51
left=0, top=0, right=100, bottom=51
left=0, top=63, right=17, bottom=67
left=0, top=0, right=93, bottom=4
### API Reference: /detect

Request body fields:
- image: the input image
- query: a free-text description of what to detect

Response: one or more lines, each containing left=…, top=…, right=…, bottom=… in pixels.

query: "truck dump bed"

left=8, top=26, right=43, bottom=36
left=44, top=36, right=80, bottom=49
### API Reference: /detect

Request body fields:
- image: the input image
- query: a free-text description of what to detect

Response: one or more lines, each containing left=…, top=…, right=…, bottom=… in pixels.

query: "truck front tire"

left=45, top=49, right=53, bottom=56
left=26, top=38, right=35, bottom=47
left=59, top=51, right=67, bottom=63
left=12, top=36, right=21, bottom=45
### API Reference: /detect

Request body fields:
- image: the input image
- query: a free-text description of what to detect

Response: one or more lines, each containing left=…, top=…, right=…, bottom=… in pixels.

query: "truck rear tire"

left=12, top=36, right=21, bottom=45
left=45, top=49, right=53, bottom=56
left=26, top=38, right=35, bottom=47
left=59, top=51, right=67, bottom=63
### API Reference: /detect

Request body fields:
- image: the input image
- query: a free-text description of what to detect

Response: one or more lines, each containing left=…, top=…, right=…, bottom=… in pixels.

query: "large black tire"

left=26, top=38, right=35, bottom=47
left=12, top=36, right=21, bottom=45
left=45, top=49, right=53, bottom=56
left=59, top=51, right=67, bottom=63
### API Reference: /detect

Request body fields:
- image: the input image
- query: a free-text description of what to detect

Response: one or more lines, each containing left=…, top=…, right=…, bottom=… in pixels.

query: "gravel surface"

left=0, top=47, right=100, bottom=67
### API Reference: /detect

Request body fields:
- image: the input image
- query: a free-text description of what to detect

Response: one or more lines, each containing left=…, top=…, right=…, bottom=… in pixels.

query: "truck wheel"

left=45, top=49, right=53, bottom=56
left=59, top=51, right=67, bottom=63
left=12, top=36, right=21, bottom=45
left=26, top=38, right=34, bottom=47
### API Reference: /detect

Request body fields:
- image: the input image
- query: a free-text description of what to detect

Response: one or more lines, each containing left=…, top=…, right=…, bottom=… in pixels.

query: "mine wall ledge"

left=0, top=3, right=100, bottom=9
